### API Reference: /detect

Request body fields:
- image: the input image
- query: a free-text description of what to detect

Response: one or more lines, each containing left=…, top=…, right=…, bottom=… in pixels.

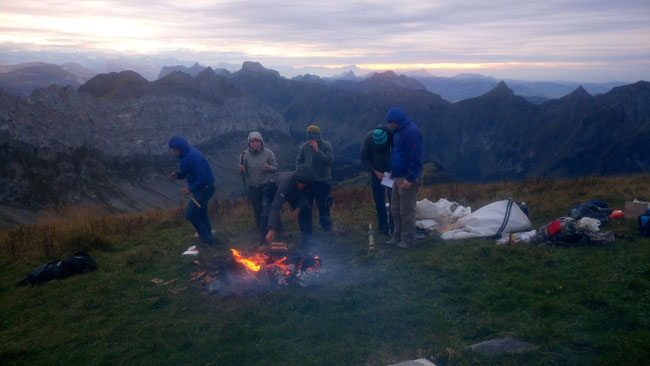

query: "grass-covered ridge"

left=1, top=175, right=649, bottom=365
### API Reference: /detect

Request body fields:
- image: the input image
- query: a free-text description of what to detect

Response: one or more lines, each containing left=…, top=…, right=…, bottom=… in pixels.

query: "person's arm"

left=312, top=140, right=334, bottom=165
left=188, top=155, right=214, bottom=192
left=295, top=144, right=305, bottom=168
left=360, top=135, right=375, bottom=172
left=266, top=150, right=278, bottom=172
left=405, top=129, right=423, bottom=183
left=267, top=187, right=288, bottom=230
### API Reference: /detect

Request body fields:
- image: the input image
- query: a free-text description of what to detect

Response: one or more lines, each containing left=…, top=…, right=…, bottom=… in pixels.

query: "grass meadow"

left=1, top=174, right=649, bottom=365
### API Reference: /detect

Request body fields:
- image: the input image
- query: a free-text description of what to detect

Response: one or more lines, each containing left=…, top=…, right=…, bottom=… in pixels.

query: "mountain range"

left=0, top=61, right=648, bottom=227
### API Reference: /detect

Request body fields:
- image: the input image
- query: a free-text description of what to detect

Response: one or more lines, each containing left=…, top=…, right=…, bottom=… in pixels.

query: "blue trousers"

left=300, top=181, right=332, bottom=232
left=371, top=174, right=394, bottom=234
left=185, top=184, right=217, bottom=246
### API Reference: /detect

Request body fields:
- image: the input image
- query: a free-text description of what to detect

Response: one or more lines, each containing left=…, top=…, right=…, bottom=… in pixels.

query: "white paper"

left=381, top=171, right=393, bottom=188
left=182, top=245, right=199, bottom=256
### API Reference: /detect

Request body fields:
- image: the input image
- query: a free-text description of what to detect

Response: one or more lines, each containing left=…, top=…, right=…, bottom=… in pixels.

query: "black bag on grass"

left=17, top=252, right=98, bottom=287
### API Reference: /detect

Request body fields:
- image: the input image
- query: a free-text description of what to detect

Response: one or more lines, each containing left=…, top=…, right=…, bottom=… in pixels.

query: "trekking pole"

left=240, top=152, right=249, bottom=197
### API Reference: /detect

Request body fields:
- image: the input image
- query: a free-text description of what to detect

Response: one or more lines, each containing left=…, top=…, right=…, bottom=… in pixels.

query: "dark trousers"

left=371, top=174, right=394, bottom=234
left=185, top=184, right=217, bottom=246
left=248, top=185, right=265, bottom=230
left=300, top=181, right=332, bottom=232
left=260, top=182, right=312, bottom=242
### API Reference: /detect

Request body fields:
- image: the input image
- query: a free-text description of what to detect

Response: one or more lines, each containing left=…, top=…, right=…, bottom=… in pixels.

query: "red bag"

left=609, top=209, right=624, bottom=219
left=548, top=220, right=562, bottom=236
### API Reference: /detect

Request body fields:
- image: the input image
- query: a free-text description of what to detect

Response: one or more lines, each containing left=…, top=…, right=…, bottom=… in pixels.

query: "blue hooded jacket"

left=386, top=107, right=423, bottom=182
left=169, top=136, right=215, bottom=192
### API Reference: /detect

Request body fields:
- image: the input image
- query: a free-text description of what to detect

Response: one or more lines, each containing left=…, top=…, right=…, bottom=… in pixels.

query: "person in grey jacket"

left=239, top=131, right=278, bottom=231
left=296, top=125, right=334, bottom=235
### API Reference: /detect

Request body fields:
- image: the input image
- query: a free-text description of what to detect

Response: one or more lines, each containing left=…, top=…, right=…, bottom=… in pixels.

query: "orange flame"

left=230, top=249, right=293, bottom=273
left=230, top=249, right=264, bottom=272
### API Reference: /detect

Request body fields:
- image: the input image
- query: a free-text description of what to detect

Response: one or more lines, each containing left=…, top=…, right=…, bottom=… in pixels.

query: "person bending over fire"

left=168, top=136, right=219, bottom=247
left=261, top=165, right=315, bottom=246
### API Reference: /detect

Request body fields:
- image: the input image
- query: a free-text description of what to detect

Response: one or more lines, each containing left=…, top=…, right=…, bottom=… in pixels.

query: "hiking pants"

left=248, top=184, right=266, bottom=231
left=300, top=181, right=332, bottom=232
left=185, top=183, right=217, bottom=246
left=390, top=177, right=419, bottom=243
left=371, top=174, right=394, bottom=234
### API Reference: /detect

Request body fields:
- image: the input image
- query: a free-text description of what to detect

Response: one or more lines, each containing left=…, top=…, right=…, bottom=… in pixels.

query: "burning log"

left=207, top=244, right=325, bottom=296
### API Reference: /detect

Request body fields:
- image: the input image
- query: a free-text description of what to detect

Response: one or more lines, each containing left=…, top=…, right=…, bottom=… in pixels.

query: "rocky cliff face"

left=0, top=67, right=295, bottom=227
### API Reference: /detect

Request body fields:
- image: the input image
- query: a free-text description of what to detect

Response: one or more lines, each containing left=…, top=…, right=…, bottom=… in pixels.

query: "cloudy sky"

left=1, top=0, right=649, bottom=81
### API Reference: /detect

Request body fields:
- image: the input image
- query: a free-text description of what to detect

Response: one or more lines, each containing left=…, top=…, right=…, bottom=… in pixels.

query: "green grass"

left=1, top=175, right=649, bottom=365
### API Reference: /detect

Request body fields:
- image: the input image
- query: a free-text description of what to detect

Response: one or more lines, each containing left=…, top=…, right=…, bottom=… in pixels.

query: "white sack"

left=451, top=205, right=472, bottom=223
left=441, top=199, right=531, bottom=240
left=416, top=219, right=439, bottom=230
left=416, top=198, right=471, bottom=227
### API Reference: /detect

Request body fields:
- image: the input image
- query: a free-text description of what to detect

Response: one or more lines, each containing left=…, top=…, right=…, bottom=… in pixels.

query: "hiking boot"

left=384, top=237, right=400, bottom=246
left=397, top=241, right=411, bottom=249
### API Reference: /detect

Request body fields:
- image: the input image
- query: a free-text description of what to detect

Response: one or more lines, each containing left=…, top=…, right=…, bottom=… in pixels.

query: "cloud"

left=1, top=0, right=649, bottom=81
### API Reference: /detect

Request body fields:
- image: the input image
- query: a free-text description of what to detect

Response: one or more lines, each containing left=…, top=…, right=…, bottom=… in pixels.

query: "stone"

left=388, top=359, right=437, bottom=366
left=469, top=336, right=536, bottom=354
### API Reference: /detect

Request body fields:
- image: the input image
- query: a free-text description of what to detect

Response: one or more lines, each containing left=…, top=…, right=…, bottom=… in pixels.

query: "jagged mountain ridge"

left=0, top=68, right=296, bottom=227
left=1, top=62, right=648, bottom=227
left=226, top=63, right=649, bottom=181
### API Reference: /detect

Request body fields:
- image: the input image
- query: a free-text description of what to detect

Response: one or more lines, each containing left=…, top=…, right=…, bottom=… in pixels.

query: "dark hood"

left=168, top=136, right=191, bottom=158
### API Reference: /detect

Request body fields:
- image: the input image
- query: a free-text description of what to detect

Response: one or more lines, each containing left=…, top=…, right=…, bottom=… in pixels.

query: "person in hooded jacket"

left=238, top=131, right=278, bottom=231
left=384, top=107, right=423, bottom=249
left=360, top=126, right=394, bottom=236
left=168, top=136, right=218, bottom=246
left=261, top=165, right=315, bottom=245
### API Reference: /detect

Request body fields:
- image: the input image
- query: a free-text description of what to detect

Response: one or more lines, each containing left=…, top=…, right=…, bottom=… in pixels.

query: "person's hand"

left=238, top=164, right=245, bottom=172
left=168, top=172, right=177, bottom=180
left=374, top=170, right=384, bottom=180
left=263, top=164, right=271, bottom=171
left=400, top=180, right=413, bottom=190
left=181, top=187, right=191, bottom=195
left=290, top=208, right=300, bottom=221
left=308, top=140, right=319, bottom=152
left=265, top=229, right=275, bottom=243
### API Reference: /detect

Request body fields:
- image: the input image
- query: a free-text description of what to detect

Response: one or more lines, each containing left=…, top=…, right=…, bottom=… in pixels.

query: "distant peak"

left=484, top=81, right=514, bottom=97
left=374, top=70, right=398, bottom=79
left=241, top=61, right=266, bottom=72
left=196, top=67, right=217, bottom=79
left=239, top=61, right=281, bottom=78
left=561, top=85, right=593, bottom=102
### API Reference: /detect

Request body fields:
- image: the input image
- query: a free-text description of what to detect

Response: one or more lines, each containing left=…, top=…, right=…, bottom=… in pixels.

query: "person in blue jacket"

left=168, top=136, right=218, bottom=247
left=384, top=107, right=423, bottom=248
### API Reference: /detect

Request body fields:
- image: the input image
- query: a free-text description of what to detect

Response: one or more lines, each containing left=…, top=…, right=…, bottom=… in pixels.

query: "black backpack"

left=17, top=252, right=98, bottom=287
left=639, top=208, right=650, bottom=237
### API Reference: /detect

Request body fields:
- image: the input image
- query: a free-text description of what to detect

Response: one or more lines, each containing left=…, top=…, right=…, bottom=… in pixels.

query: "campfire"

left=204, top=243, right=324, bottom=296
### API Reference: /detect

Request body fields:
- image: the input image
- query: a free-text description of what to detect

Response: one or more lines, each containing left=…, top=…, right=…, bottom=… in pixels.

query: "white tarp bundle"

left=415, top=198, right=472, bottom=231
left=441, top=199, right=531, bottom=240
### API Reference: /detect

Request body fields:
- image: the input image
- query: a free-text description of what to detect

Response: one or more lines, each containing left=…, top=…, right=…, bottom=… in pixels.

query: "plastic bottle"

left=368, top=224, right=375, bottom=250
